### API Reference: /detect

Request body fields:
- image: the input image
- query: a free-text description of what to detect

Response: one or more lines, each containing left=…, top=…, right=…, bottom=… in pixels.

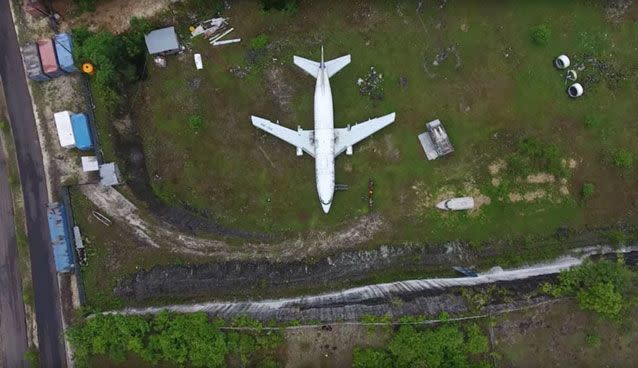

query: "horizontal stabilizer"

left=293, top=56, right=320, bottom=77
left=325, top=54, right=351, bottom=77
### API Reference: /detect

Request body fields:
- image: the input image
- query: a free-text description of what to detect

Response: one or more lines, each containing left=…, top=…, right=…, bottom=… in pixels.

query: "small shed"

left=71, top=113, right=93, bottom=151
left=37, top=39, right=64, bottom=78
left=47, top=203, right=74, bottom=273
left=145, top=26, right=180, bottom=55
left=81, top=156, right=99, bottom=172
left=21, top=43, right=49, bottom=82
left=418, top=119, right=454, bottom=161
left=54, top=33, right=79, bottom=73
left=53, top=111, right=75, bottom=148
left=99, top=163, right=121, bottom=186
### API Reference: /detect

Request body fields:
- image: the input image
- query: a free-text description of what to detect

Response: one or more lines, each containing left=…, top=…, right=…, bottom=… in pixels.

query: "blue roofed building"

left=47, top=203, right=74, bottom=273
left=70, top=113, right=93, bottom=151
left=54, top=33, right=79, bottom=73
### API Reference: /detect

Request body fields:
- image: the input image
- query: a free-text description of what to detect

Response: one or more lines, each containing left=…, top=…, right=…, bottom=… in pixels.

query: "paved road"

left=0, top=131, right=28, bottom=367
left=0, top=2, right=67, bottom=367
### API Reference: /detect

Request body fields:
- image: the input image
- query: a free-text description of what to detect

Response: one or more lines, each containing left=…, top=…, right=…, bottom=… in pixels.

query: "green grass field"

left=133, top=0, right=638, bottom=244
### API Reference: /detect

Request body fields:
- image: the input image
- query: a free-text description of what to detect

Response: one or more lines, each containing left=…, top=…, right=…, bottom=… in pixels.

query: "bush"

left=581, top=183, right=595, bottom=200
left=530, top=24, right=551, bottom=46
left=585, top=333, right=601, bottom=347
left=251, top=34, right=269, bottom=49
left=188, top=115, right=204, bottom=132
left=584, top=114, right=603, bottom=129
left=352, top=348, right=393, bottom=368
left=612, top=149, right=633, bottom=169
left=553, top=260, right=634, bottom=320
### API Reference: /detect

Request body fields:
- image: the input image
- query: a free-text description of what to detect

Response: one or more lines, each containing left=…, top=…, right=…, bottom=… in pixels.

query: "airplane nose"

left=321, top=202, right=331, bottom=213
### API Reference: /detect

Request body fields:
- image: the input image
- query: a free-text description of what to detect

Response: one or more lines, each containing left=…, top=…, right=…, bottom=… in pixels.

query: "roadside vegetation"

left=541, top=257, right=637, bottom=320
left=68, top=313, right=284, bottom=368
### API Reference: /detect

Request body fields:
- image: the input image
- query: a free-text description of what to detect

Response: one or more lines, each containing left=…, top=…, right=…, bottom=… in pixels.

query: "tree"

left=352, top=348, right=393, bottom=368
left=577, top=282, right=623, bottom=319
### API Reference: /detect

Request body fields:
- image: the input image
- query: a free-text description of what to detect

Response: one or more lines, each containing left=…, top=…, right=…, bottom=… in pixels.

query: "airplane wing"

left=334, top=112, right=396, bottom=157
left=251, top=116, right=315, bottom=157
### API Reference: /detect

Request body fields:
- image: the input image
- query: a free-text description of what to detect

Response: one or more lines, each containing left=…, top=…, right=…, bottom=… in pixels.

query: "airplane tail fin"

left=293, top=48, right=351, bottom=78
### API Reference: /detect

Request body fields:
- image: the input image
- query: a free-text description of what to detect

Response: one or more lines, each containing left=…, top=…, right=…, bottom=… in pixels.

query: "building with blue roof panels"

left=47, top=203, right=74, bottom=273
left=71, top=113, right=93, bottom=151
left=54, top=33, right=79, bottom=73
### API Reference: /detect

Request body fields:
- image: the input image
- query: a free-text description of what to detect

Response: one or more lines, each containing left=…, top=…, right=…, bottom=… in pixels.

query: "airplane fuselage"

left=313, top=66, right=336, bottom=213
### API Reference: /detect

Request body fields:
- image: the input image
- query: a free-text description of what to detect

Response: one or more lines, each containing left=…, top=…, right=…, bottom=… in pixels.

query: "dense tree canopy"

left=354, top=323, right=491, bottom=368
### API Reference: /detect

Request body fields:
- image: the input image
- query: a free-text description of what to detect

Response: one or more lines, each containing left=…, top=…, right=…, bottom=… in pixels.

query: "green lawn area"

left=133, top=0, right=638, bottom=244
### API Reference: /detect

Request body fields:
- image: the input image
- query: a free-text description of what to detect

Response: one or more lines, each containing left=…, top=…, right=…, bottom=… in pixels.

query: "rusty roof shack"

left=37, top=38, right=64, bottom=78
left=144, top=26, right=181, bottom=55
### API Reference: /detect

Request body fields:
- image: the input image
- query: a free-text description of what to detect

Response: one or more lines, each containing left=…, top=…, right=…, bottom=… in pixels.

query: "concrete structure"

left=21, top=43, right=49, bottom=81
left=81, top=156, right=99, bottom=172
left=53, top=111, right=75, bottom=148
left=37, top=38, right=64, bottom=78
left=251, top=48, right=395, bottom=213
left=46, top=203, right=74, bottom=273
left=418, top=119, right=454, bottom=161
left=54, top=33, right=79, bottom=73
left=145, top=26, right=180, bottom=55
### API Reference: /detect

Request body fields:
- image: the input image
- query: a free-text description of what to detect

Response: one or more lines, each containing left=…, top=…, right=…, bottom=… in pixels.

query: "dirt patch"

left=509, top=190, right=547, bottom=203
left=265, top=67, right=295, bottom=115
left=60, top=0, right=173, bottom=34
left=285, top=324, right=390, bottom=368
left=489, top=159, right=507, bottom=175
left=384, top=134, right=401, bottom=162
left=526, top=173, right=555, bottom=184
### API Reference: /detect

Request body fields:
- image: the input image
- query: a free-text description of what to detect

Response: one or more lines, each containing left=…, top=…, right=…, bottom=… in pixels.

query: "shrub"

left=251, top=34, right=269, bottom=49
left=352, top=348, right=393, bottom=368
left=584, top=114, right=603, bottom=129
left=530, top=23, right=551, bottom=46
left=581, top=183, right=595, bottom=200
left=553, top=260, right=634, bottom=320
left=188, top=115, right=204, bottom=132
left=585, top=333, right=601, bottom=347
left=612, top=149, right=633, bottom=169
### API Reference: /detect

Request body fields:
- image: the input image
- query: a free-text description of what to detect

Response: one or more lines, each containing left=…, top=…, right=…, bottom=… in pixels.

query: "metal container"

left=71, top=113, right=93, bottom=151
left=21, top=43, right=49, bottom=81
left=54, top=33, right=79, bottom=73
left=37, top=38, right=64, bottom=78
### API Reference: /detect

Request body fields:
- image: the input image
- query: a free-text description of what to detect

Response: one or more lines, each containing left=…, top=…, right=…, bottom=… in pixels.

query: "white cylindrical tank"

left=567, top=83, right=584, bottom=98
left=555, top=55, right=571, bottom=69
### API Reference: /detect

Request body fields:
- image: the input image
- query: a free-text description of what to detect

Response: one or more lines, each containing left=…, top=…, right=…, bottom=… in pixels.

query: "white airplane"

left=251, top=48, right=396, bottom=213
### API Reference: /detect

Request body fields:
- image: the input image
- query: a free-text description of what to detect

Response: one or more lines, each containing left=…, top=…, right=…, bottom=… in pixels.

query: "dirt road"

left=0, top=123, right=28, bottom=367
left=0, top=2, right=67, bottom=366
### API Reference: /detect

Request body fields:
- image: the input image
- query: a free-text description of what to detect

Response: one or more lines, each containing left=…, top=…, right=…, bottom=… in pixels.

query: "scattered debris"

left=436, top=197, right=475, bottom=211
left=153, top=55, right=166, bottom=68
left=398, top=76, right=408, bottom=89
left=335, top=184, right=349, bottom=191
left=194, top=53, right=203, bottom=70
left=454, top=266, right=478, bottom=277
left=92, top=210, right=112, bottom=226
left=229, top=65, right=249, bottom=79
left=73, top=226, right=86, bottom=265
left=418, top=119, right=454, bottom=160
left=367, top=178, right=374, bottom=211
left=187, top=78, right=201, bottom=90
left=357, top=66, right=384, bottom=104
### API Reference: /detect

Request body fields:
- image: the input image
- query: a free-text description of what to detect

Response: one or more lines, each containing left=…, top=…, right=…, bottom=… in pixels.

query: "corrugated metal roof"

left=100, top=163, right=120, bottom=186
left=47, top=203, right=73, bottom=273
left=144, top=26, right=180, bottom=54
left=37, top=38, right=63, bottom=77
left=21, top=43, right=49, bottom=81
left=71, top=113, right=93, bottom=151
left=54, top=33, right=78, bottom=73
left=54, top=111, right=75, bottom=148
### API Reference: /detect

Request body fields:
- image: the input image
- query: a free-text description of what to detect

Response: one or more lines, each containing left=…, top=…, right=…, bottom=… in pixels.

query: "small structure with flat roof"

left=99, top=163, right=121, bottom=186
left=145, top=26, right=181, bottom=55
left=418, top=119, right=454, bottom=160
